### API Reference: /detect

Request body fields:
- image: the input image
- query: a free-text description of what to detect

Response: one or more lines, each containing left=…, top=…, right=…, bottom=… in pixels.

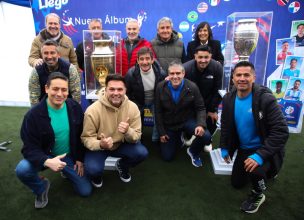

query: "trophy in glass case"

left=222, top=12, right=273, bottom=90
left=83, top=30, right=122, bottom=100
left=91, top=39, right=114, bottom=93
left=233, top=19, right=259, bottom=61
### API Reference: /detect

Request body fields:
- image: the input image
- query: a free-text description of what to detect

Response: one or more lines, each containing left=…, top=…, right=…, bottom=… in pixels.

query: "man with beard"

left=285, top=79, right=303, bottom=101
left=183, top=45, right=223, bottom=152
left=28, top=40, right=80, bottom=106
left=28, top=13, right=78, bottom=70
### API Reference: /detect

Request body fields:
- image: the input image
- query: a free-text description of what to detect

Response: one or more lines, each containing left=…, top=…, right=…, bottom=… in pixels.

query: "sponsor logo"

left=187, top=11, right=198, bottom=22
left=259, top=111, right=263, bottom=120
left=288, top=1, right=300, bottom=13
left=62, top=10, right=77, bottom=35
left=137, top=10, right=147, bottom=28
left=285, top=106, right=294, bottom=114
left=197, top=2, right=208, bottom=13
left=39, top=0, right=68, bottom=10
left=179, top=21, right=190, bottom=32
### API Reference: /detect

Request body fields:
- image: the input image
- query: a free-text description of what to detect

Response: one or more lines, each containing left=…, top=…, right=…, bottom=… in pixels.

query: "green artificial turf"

left=0, top=106, right=302, bottom=220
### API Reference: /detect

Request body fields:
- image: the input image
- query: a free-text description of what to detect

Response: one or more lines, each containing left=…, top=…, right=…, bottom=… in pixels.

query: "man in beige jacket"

left=28, top=13, right=78, bottom=70
left=81, top=74, right=148, bottom=187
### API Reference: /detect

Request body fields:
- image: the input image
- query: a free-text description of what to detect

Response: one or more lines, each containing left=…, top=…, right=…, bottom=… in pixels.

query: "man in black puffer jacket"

left=220, top=61, right=289, bottom=214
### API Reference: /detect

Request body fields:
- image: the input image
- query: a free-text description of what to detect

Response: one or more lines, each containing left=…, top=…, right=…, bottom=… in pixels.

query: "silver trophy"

left=91, top=39, right=115, bottom=93
left=234, top=19, right=259, bottom=61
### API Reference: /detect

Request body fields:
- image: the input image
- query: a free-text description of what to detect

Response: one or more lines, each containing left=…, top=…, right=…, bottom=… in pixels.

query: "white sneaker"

left=204, top=143, right=213, bottom=152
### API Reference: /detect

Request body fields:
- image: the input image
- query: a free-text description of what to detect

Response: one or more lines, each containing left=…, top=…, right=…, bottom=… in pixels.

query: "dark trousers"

left=231, top=149, right=270, bottom=193
left=160, top=118, right=211, bottom=161
left=84, top=142, right=148, bottom=179
left=206, top=117, right=218, bottom=136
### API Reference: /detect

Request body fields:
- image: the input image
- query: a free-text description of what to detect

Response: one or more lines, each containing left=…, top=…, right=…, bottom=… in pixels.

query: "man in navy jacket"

left=16, top=72, right=92, bottom=209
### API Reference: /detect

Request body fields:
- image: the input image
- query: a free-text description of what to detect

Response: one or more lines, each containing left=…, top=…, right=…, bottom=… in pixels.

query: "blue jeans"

left=160, top=118, right=211, bottom=161
left=84, top=142, right=148, bottom=179
left=16, top=154, right=92, bottom=197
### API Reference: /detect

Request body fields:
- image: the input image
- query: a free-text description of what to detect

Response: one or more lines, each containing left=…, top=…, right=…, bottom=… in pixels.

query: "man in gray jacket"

left=151, top=17, right=186, bottom=73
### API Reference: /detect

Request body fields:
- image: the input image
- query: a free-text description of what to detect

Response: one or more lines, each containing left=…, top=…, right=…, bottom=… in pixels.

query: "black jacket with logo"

left=183, top=59, right=223, bottom=113
left=220, top=84, right=289, bottom=177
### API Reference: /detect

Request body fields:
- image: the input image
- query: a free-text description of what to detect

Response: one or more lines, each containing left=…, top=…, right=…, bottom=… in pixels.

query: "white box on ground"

left=210, top=148, right=237, bottom=175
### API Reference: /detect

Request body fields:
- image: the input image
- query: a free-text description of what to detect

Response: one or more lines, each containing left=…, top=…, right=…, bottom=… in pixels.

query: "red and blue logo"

left=197, top=2, right=208, bottom=13
left=277, top=0, right=289, bottom=6
left=288, top=1, right=300, bottom=13
left=62, top=10, right=78, bottom=35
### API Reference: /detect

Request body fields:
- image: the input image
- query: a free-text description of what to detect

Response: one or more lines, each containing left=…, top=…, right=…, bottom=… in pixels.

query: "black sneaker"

left=91, top=177, right=103, bottom=188
left=35, top=178, right=50, bottom=209
left=115, top=160, right=131, bottom=183
left=240, top=190, right=266, bottom=213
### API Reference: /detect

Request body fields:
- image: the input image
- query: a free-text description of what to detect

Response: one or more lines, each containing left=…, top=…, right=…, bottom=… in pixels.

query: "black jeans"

left=231, top=149, right=270, bottom=193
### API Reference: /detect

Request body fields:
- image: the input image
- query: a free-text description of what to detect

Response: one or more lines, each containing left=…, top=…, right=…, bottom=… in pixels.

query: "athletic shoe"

left=91, top=177, right=103, bottom=188
left=35, top=178, right=50, bottom=209
left=116, top=159, right=131, bottom=183
left=186, top=147, right=202, bottom=167
left=240, top=190, right=266, bottom=213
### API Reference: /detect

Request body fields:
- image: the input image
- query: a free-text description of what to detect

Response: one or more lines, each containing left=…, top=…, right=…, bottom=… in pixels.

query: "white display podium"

left=104, top=156, right=120, bottom=171
left=209, top=148, right=237, bottom=175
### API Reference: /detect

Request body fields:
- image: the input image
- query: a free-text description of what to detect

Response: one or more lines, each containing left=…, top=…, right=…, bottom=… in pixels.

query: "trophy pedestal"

left=86, top=90, right=99, bottom=100
left=209, top=148, right=237, bottom=175
left=104, top=156, right=120, bottom=171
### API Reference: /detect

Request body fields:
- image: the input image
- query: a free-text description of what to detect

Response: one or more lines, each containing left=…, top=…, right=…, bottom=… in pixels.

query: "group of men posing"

left=16, top=13, right=289, bottom=214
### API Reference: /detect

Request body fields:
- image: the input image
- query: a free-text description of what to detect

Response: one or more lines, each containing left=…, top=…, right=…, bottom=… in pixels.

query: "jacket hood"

left=99, top=92, right=130, bottom=111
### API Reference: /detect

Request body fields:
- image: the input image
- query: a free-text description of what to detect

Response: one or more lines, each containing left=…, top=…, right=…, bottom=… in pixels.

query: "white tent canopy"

left=0, top=2, right=35, bottom=106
